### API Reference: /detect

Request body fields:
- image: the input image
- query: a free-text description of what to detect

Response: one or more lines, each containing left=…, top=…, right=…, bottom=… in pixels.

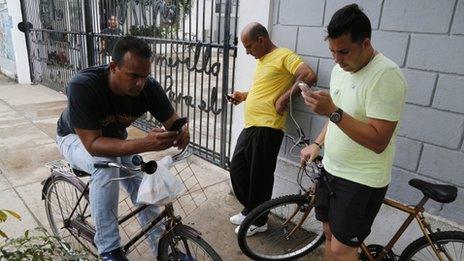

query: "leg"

left=322, top=222, right=335, bottom=261
left=330, top=235, right=358, bottom=261
left=323, top=221, right=357, bottom=261
left=230, top=129, right=251, bottom=213
left=325, top=174, right=388, bottom=261
left=247, top=127, right=283, bottom=223
left=56, top=134, right=122, bottom=254
left=119, top=155, right=163, bottom=256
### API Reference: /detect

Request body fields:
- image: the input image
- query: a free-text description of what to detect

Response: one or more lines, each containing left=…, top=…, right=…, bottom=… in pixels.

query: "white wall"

left=5, top=0, right=31, bottom=84
left=232, top=0, right=464, bottom=253
left=230, top=0, right=273, bottom=152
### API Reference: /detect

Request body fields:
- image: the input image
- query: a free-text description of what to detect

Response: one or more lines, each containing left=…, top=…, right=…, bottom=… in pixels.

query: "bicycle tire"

left=238, top=194, right=324, bottom=260
left=399, top=230, right=464, bottom=261
left=44, top=175, right=97, bottom=256
left=158, top=224, right=222, bottom=261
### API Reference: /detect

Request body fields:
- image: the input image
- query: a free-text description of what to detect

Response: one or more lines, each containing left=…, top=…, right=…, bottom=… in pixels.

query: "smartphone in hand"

left=224, top=94, right=238, bottom=103
left=297, top=82, right=312, bottom=93
left=169, top=117, right=188, bottom=132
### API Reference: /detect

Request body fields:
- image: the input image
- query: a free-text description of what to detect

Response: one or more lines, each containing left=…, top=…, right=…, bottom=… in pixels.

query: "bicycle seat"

left=72, top=168, right=91, bottom=177
left=409, top=179, right=457, bottom=203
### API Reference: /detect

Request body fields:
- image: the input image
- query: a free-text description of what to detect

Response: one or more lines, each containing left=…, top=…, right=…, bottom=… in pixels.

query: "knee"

left=330, top=237, right=358, bottom=260
left=91, top=156, right=119, bottom=175
left=322, top=223, right=333, bottom=241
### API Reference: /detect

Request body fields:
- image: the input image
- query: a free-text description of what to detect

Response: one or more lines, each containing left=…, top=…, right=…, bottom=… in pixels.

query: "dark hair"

left=112, top=36, right=152, bottom=66
left=249, top=23, right=269, bottom=41
left=327, top=4, right=371, bottom=43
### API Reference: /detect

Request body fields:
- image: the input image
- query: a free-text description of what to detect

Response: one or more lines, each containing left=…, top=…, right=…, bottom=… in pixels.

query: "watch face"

left=330, top=113, right=341, bottom=123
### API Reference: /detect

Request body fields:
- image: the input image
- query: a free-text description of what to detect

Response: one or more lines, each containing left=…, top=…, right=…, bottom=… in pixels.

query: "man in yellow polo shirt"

left=228, top=22, right=317, bottom=236
left=300, top=4, right=407, bottom=260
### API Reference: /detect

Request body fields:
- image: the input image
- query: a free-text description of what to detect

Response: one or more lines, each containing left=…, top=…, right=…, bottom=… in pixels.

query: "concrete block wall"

left=270, top=0, right=464, bottom=225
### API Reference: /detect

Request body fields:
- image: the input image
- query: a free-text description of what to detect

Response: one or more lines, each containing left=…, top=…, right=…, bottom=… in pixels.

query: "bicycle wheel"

left=238, top=194, right=324, bottom=260
left=44, top=175, right=97, bottom=256
left=399, top=231, right=464, bottom=261
left=158, top=224, right=222, bottom=261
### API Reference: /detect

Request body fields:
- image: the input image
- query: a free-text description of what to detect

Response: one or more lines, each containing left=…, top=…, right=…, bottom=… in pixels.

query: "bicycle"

left=237, top=135, right=464, bottom=261
left=41, top=147, right=222, bottom=260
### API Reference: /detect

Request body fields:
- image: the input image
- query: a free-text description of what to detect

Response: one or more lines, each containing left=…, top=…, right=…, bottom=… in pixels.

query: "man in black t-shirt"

left=100, top=15, right=123, bottom=59
left=56, top=36, right=189, bottom=260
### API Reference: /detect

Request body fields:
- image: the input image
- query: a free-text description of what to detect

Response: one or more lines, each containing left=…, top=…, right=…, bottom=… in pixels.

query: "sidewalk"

left=0, top=74, right=323, bottom=260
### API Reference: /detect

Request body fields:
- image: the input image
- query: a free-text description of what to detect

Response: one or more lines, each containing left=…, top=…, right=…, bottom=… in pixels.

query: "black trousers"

left=230, top=127, right=284, bottom=224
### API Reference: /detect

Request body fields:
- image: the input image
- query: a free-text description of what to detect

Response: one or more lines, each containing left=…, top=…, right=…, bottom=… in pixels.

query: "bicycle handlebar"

left=94, top=161, right=110, bottom=168
left=93, top=146, right=192, bottom=186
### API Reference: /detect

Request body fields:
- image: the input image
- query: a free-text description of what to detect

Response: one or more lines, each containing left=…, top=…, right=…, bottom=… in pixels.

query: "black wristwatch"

left=329, top=108, right=344, bottom=124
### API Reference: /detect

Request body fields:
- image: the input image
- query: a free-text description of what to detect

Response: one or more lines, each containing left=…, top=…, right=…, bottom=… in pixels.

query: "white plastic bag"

left=137, top=156, right=185, bottom=206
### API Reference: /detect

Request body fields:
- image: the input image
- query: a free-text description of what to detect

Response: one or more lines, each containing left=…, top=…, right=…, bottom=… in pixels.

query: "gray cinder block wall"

left=270, top=0, right=464, bottom=226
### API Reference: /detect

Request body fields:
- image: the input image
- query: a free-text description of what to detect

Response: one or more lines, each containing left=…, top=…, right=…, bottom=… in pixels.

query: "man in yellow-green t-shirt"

left=228, top=22, right=317, bottom=235
left=300, top=4, right=407, bottom=260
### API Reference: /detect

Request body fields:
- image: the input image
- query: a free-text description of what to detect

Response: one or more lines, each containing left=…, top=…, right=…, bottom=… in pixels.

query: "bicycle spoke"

left=406, top=237, right=464, bottom=261
left=45, top=177, right=97, bottom=256
left=166, top=231, right=217, bottom=260
left=240, top=195, right=324, bottom=260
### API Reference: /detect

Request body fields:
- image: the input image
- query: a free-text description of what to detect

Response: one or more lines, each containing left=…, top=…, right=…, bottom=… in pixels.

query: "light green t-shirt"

left=322, top=53, right=407, bottom=188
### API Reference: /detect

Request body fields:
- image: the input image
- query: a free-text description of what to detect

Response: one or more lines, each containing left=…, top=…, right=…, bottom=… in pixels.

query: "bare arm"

left=335, top=113, right=397, bottom=154
left=100, top=38, right=108, bottom=54
left=303, top=90, right=397, bottom=154
left=300, top=120, right=328, bottom=165
left=275, top=63, right=317, bottom=114
left=76, top=113, right=189, bottom=157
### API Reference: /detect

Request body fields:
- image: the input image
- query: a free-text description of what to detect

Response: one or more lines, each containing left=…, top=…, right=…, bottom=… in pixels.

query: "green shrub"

left=0, top=209, right=21, bottom=238
left=0, top=227, right=94, bottom=260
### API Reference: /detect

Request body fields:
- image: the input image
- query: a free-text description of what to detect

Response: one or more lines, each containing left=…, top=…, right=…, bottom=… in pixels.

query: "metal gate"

left=19, top=0, right=239, bottom=168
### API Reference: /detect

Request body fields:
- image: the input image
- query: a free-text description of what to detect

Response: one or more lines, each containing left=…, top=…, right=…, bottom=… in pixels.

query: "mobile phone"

left=224, top=94, right=238, bottom=103
left=169, top=117, right=188, bottom=132
left=297, top=82, right=312, bottom=93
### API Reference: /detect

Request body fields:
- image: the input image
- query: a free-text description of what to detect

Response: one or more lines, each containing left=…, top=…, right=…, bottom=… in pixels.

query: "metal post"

left=18, top=0, right=35, bottom=84
left=83, top=0, right=95, bottom=67
left=220, top=0, right=232, bottom=168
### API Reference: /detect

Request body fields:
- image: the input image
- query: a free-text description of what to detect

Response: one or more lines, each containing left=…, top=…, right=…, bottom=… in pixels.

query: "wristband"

left=313, top=142, right=323, bottom=149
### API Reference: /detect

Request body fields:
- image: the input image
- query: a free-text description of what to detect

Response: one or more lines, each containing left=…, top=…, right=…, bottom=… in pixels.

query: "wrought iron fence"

left=19, top=0, right=239, bottom=168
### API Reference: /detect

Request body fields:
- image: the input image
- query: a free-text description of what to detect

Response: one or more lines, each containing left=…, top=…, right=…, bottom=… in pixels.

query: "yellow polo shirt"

left=323, top=53, right=407, bottom=187
left=245, top=48, right=303, bottom=130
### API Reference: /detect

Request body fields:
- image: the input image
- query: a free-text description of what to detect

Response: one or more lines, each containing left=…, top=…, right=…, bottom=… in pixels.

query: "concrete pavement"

left=0, top=74, right=323, bottom=260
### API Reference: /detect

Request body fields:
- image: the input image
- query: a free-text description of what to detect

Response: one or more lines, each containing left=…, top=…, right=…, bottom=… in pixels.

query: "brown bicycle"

left=237, top=137, right=463, bottom=260
left=42, top=148, right=221, bottom=260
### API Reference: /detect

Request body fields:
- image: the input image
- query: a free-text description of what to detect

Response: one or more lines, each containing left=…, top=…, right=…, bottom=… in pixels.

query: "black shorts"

left=315, top=169, right=388, bottom=247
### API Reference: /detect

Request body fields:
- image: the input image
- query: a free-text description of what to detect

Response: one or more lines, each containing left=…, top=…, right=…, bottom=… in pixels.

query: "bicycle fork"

left=283, top=195, right=316, bottom=239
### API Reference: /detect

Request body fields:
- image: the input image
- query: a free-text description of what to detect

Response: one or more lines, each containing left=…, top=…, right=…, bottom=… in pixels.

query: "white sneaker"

left=229, top=213, right=246, bottom=225
left=235, top=224, right=268, bottom=237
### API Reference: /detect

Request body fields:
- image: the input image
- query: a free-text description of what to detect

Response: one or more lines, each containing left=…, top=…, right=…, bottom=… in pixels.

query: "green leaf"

left=0, top=211, right=7, bottom=222
left=0, top=229, right=8, bottom=238
left=4, top=209, right=21, bottom=220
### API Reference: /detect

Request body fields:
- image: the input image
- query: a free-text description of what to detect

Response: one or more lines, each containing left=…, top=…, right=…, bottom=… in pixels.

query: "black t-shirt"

left=57, top=65, right=174, bottom=139
left=101, top=28, right=123, bottom=55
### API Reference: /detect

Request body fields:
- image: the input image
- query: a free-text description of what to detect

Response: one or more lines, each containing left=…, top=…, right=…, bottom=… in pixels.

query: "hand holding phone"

left=169, top=117, right=188, bottom=132
left=297, top=82, right=312, bottom=93
left=224, top=94, right=238, bottom=103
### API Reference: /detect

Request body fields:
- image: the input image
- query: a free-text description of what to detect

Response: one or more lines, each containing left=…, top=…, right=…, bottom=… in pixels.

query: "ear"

left=362, top=38, right=371, bottom=49
left=109, top=61, right=118, bottom=72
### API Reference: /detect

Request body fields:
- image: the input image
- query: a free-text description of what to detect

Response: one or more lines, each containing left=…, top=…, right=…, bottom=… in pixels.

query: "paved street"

left=0, top=74, right=323, bottom=260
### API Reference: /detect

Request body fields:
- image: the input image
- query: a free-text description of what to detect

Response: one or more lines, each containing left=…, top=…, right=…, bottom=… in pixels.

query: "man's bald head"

left=241, top=22, right=269, bottom=41
left=241, top=22, right=275, bottom=59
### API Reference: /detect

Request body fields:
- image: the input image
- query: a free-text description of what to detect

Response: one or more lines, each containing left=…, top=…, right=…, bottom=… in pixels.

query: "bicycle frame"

left=282, top=165, right=451, bottom=261
left=44, top=170, right=195, bottom=256
left=360, top=197, right=448, bottom=261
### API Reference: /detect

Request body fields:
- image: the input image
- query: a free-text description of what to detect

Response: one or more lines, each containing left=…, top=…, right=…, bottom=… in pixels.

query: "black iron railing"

left=19, top=0, right=239, bottom=168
